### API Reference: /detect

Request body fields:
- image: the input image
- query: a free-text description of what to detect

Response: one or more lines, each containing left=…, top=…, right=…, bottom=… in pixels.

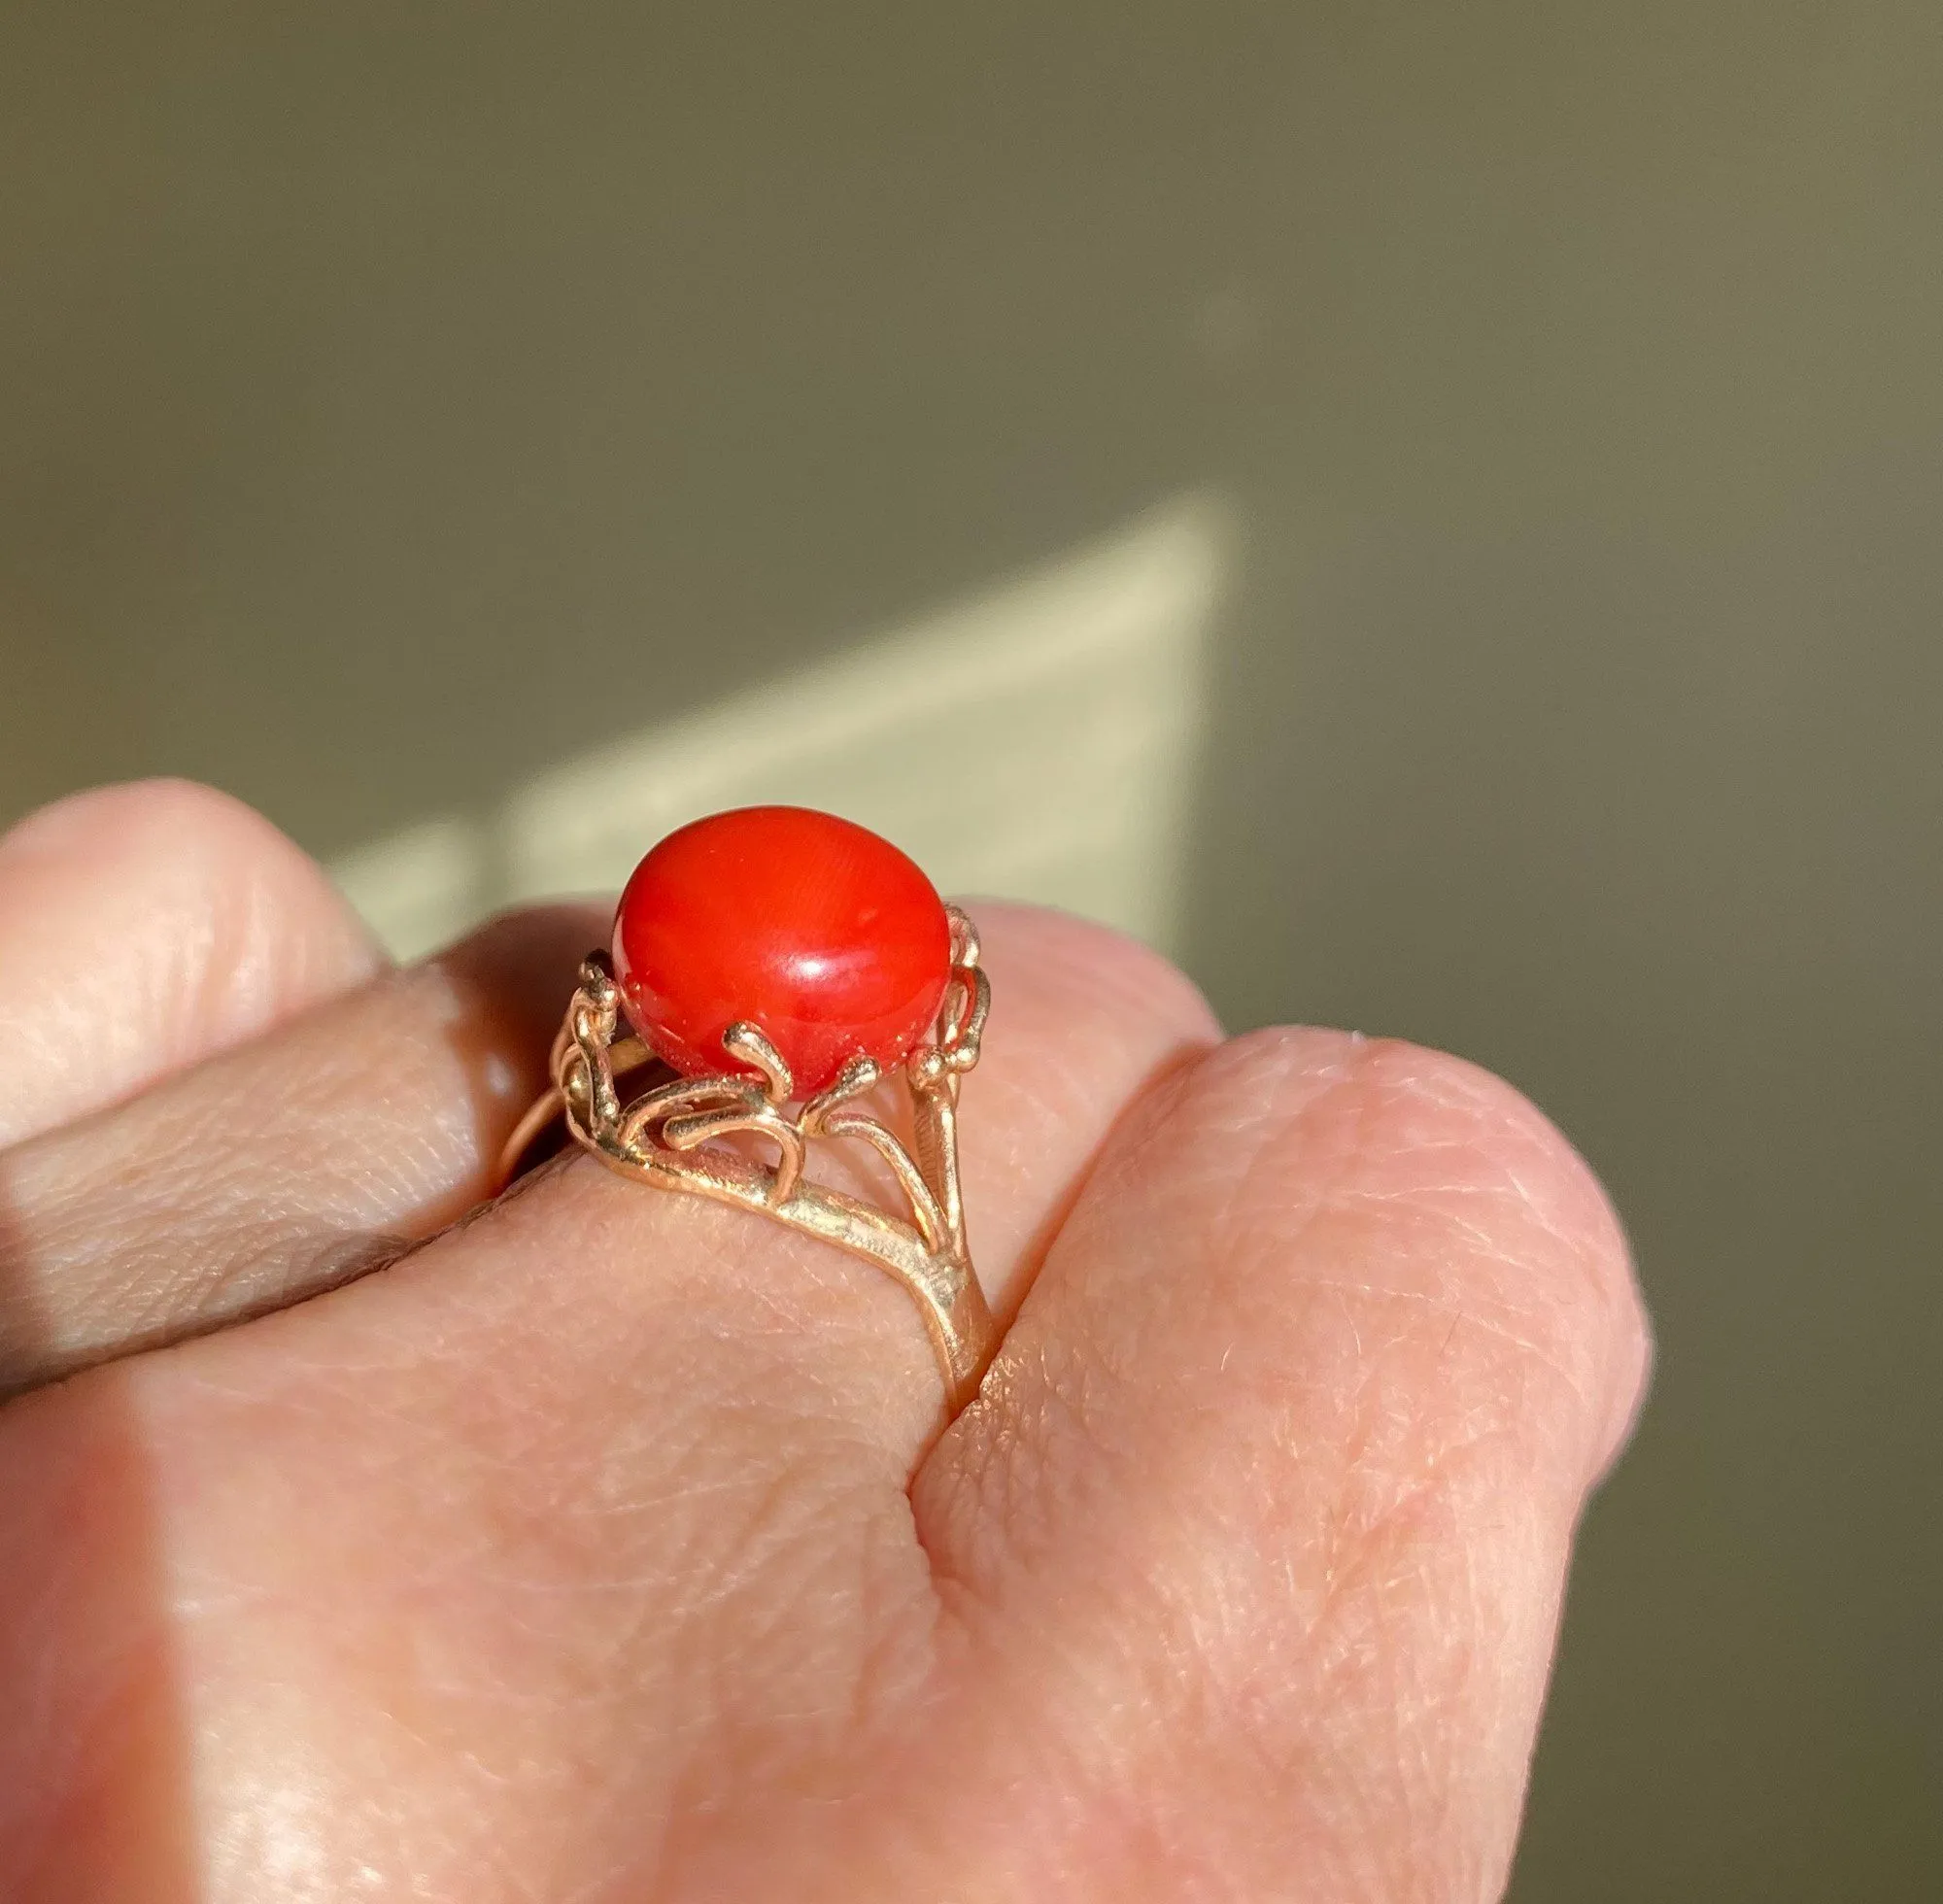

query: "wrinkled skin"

left=0, top=781, right=1649, bottom=1903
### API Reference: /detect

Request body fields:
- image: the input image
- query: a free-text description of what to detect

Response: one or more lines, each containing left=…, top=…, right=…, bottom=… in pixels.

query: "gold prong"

left=722, top=1022, right=794, bottom=1104
left=801, top=1053, right=880, bottom=1131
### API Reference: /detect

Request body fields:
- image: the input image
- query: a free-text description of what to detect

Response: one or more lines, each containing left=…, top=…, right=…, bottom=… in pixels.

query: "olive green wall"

left=3, top=6, right=1939, bottom=1896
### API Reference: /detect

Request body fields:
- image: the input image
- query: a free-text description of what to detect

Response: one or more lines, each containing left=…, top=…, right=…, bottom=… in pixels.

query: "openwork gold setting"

left=496, top=906, right=997, bottom=1411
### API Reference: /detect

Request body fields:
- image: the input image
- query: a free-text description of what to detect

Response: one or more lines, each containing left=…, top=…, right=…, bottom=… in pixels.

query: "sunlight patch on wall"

left=328, top=818, right=489, bottom=972
left=332, top=495, right=1228, bottom=962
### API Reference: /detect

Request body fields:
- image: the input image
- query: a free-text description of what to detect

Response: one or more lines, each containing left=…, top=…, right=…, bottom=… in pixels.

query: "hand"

left=0, top=780, right=1648, bottom=1902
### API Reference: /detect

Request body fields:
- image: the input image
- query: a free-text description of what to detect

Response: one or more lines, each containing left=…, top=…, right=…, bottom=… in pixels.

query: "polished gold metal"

left=496, top=906, right=997, bottom=1412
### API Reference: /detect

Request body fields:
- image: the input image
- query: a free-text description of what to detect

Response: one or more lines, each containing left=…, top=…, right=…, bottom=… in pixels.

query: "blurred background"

left=2, top=4, right=1939, bottom=1895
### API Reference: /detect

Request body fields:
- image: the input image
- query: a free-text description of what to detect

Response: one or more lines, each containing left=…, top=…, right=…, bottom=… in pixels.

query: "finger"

left=0, top=779, right=383, bottom=1148
left=0, top=899, right=1213, bottom=1408
left=0, top=903, right=600, bottom=1395
left=913, top=1030, right=1652, bottom=1899
left=17, top=909, right=1220, bottom=1894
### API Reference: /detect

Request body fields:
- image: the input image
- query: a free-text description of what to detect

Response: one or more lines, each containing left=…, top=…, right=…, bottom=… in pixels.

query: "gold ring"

left=495, top=806, right=998, bottom=1414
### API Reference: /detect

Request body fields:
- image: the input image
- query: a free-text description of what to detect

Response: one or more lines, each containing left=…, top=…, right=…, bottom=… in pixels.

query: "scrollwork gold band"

left=496, top=906, right=998, bottom=1413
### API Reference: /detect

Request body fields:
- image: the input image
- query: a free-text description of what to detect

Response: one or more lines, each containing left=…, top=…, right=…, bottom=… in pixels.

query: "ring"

left=495, top=805, right=999, bottom=1413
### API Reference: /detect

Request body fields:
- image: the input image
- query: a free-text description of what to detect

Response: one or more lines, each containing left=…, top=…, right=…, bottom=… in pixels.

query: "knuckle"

left=8, top=777, right=345, bottom=926
left=4, top=775, right=227, bottom=861
left=1172, top=1026, right=1651, bottom=1470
